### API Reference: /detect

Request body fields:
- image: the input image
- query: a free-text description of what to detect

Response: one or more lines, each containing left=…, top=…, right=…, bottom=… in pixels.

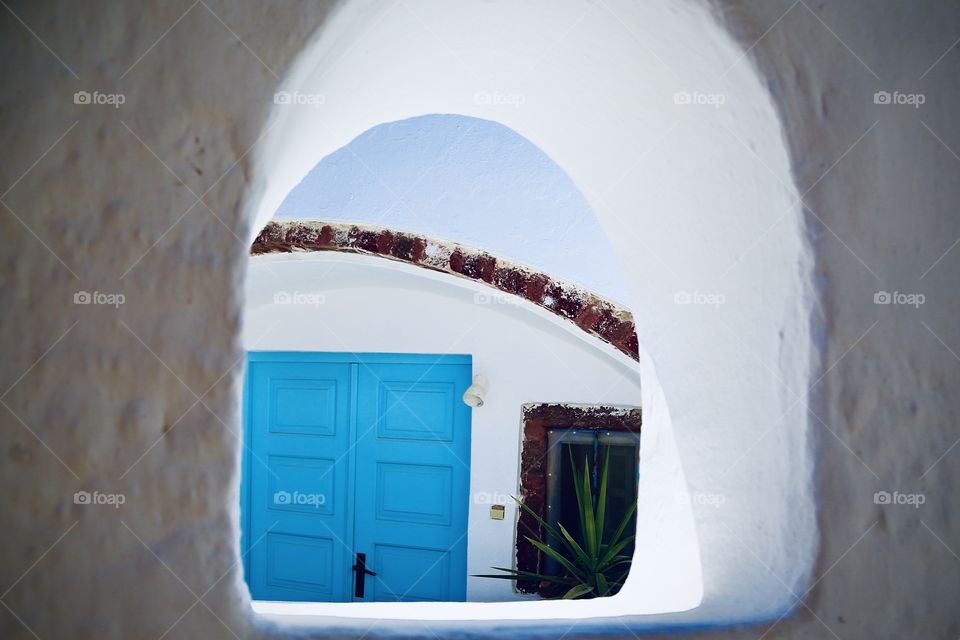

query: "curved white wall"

left=244, top=252, right=701, bottom=618
left=274, top=114, right=634, bottom=305
left=250, top=0, right=816, bottom=626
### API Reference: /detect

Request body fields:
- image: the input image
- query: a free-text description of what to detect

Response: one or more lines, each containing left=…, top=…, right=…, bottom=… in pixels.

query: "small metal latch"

left=352, top=552, right=377, bottom=597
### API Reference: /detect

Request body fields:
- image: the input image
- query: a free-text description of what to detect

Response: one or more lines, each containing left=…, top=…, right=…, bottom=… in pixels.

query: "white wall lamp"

left=462, top=374, right=489, bottom=408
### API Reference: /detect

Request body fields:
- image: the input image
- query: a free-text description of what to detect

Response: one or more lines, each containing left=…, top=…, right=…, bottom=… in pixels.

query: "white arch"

left=249, top=0, right=816, bottom=627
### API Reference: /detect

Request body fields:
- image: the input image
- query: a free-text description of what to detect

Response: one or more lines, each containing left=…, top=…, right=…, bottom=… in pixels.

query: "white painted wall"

left=274, top=114, right=634, bottom=306
left=250, top=0, right=815, bottom=626
left=244, top=252, right=702, bottom=615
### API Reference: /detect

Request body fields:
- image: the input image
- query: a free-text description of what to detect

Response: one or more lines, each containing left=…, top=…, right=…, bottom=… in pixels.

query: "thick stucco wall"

left=0, top=2, right=958, bottom=640
left=722, top=1, right=960, bottom=637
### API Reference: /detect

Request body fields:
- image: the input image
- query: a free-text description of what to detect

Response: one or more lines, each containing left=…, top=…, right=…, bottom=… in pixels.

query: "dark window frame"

left=515, top=403, right=642, bottom=595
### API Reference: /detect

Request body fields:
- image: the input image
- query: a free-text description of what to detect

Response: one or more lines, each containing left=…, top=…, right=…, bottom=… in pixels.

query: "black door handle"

left=352, top=552, right=376, bottom=598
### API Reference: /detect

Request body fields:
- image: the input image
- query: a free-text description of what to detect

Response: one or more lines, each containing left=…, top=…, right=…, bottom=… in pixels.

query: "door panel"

left=265, top=532, right=336, bottom=595
left=375, top=462, right=453, bottom=525
left=246, top=361, right=353, bottom=601
left=353, top=363, right=472, bottom=602
left=376, top=381, right=457, bottom=441
left=371, top=544, right=451, bottom=602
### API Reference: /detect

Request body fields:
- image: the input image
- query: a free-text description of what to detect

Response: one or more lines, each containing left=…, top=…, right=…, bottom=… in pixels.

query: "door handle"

left=352, top=552, right=376, bottom=598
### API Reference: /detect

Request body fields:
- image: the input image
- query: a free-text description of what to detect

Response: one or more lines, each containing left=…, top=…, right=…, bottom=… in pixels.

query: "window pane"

left=546, top=437, right=639, bottom=586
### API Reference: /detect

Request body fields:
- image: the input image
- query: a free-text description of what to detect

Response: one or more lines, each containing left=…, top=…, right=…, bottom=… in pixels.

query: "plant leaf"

left=598, top=535, right=635, bottom=569
left=472, top=569, right=577, bottom=585
left=513, top=495, right=582, bottom=560
left=607, top=499, right=638, bottom=550
left=567, top=447, right=586, bottom=549
left=603, top=557, right=634, bottom=571
left=563, top=583, right=594, bottom=600
left=557, top=523, right=590, bottom=567
left=526, top=536, right=590, bottom=583
left=596, top=572, right=610, bottom=597
left=595, top=447, right=610, bottom=547
left=571, top=450, right=598, bottom=558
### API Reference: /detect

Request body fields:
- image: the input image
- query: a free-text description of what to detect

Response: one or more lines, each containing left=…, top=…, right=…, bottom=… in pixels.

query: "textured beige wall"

left=0, top=1, right=957, bottom=638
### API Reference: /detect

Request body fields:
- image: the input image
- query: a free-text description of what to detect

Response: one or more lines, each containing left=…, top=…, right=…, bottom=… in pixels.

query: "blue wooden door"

left=245, top=360, right=354, bottom=601
left=243, top=353, right=471, bottom=603
left=352, top=362, right=472, bottom=602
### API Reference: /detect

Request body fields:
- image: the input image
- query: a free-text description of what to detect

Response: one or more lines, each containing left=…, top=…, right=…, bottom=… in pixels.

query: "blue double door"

left=243, top=352, right=472, bottom=602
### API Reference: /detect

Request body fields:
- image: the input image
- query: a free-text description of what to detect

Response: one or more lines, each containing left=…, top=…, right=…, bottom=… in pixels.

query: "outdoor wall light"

left=462, top=374, right=489, bottom=408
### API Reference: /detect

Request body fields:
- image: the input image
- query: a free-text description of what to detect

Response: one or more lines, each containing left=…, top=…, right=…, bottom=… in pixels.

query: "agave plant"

left=475, top=447, right=636, bottom=599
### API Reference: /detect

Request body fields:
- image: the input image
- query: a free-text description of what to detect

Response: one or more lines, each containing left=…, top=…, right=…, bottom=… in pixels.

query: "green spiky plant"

left=475, top=447, right=636, bottom=599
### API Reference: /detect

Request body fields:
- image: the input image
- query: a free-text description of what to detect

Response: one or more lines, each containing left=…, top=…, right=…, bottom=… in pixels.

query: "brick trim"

left=251, top=220, right=639, bottom=360
left=516, top=403, right=642, bottom=594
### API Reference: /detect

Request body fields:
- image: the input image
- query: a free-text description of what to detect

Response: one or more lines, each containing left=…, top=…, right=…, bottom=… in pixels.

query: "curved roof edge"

left=252, top=220, right=639, bottom=360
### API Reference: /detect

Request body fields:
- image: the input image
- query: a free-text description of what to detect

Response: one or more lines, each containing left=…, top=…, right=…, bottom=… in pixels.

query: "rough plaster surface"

left=720, top=1, right=960, bottom=638
left=0, top=1, right=958, bottom=640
